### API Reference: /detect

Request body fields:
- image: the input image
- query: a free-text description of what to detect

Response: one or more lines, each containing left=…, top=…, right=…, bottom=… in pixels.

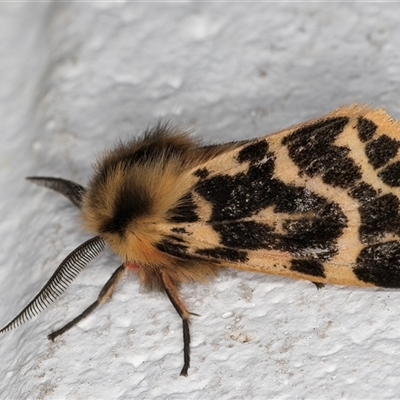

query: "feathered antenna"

left=26, top=177, right=86, bottom=208
left=1, top=178, right=106, bottom=333
left=0, top=236, right=106, bottom=333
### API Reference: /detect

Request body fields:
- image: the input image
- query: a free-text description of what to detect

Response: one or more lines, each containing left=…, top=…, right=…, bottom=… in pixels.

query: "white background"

left=1, top=3, right=400, bottom=399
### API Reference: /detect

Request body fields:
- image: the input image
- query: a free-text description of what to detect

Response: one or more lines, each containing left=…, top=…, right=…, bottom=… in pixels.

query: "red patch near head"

left=125, top=261, right=141, bottom=270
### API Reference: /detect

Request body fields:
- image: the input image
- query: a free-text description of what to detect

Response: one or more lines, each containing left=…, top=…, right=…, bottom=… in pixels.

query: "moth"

left=2, top=104, right=400, bottom=376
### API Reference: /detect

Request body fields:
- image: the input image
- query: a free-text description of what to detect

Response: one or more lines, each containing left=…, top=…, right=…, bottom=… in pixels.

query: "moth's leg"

left=312, top=281, right=325, bottom=290
left=48, top=264, right=126, bottom=341
left=160, top=271, right=191, bottom=377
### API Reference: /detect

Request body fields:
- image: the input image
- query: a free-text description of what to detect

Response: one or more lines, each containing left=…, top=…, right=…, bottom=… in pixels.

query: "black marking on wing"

left=212, top=207, right=345, bottom=261
left=290, top=259, right=326, bottom=278
left=167, top=193, right=199, bottom=223
left=193, top=168, right=209, bottom=179
left=171, top=227, right=188, bottom=234
left=195, top=154, right=275, bottom=221
left=156, top=239, right=219, bottom=266
left=165, top=235, right=186, bottom=243
left=357, top=117, right=377, bottom=142
left=378, top=161, right=400, bottom=187
left=212, top=221, right=272, bottom=250
left=157, top=239, right=190, bottom=259
left=348, top=182, right=377, bottom=203
left=237, top=140, right=269, bottom=164
left=282, top=116, right=362, bottom=188
left=365, top=135, right=400, bottom=169
left=354, top=241, right=400, bottom=288
left=195, top=247, right=248, bottom=263
left=197, top=142, right=344, bottom=222
left=0, top=236, right=105, bottom=333
left=27, top=177, right=86, bottom=208
left=349, top=183, right=400, bottom=244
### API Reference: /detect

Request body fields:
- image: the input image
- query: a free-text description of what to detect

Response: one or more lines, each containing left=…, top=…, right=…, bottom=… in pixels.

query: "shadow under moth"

left=2, top=104, right=400, bottom=376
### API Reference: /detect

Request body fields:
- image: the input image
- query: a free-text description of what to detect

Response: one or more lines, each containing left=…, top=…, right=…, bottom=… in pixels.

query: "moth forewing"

left=3, top=105, right=400, bottom=375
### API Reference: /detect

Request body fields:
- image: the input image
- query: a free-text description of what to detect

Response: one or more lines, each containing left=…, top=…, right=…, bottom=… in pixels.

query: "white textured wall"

left=1, top=3, right=400, bottom=399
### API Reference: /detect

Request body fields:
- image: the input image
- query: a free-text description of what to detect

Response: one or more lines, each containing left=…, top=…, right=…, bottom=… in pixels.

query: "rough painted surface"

left=1, top=3, right=400, bottom=399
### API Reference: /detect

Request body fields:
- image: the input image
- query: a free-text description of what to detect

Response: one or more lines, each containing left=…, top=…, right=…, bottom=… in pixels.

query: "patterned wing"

left=157, top=105, right=400, bottom=288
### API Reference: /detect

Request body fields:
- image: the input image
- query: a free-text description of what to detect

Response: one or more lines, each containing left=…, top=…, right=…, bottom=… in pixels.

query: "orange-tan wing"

left=157, top=105, right=400, bottom=288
